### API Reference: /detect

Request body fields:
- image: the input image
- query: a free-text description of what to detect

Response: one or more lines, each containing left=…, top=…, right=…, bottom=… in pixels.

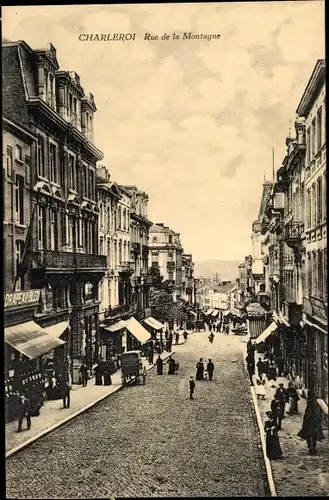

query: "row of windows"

left=307, top=249, right=327, bottom=302
left=100, top=204, right=130, bottom=232
left=37, top=207, right=97, bottom=254
left=37, top=135, right=96, bottom=200
left=306, top=103, right=325, bottom=164
left=306, top=173, right=326, bottom=228
left=99, top=238, right=131, bottom=263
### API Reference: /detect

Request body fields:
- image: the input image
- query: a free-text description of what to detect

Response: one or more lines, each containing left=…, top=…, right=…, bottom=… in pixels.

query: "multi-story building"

left=3, top=40, right=107, bottom=384
left=96, top=166, right=122, bottom=321
left=121, top=185, right=153, bottom=318
left=255, top=60, right=327, bottom=417
left=148, top=223, right=184, bottom=302
left=297, top=59, right=327, bottom=407
left=182, top=253, right=195, bottom=304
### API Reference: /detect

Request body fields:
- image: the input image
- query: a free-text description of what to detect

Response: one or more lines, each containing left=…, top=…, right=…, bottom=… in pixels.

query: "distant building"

left=148, top=223, right=183, bottom=302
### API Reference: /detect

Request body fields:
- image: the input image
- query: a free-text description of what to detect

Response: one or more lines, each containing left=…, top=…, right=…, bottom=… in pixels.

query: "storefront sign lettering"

left=4, top=290, right=41, bottom=310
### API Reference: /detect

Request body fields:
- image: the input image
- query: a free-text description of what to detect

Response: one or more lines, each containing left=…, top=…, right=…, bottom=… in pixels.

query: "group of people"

left=245, top=339, right=325, bottom=460
left=155, top=354, right=179, bottom=375
left=195, top=358, right=215, bottom=381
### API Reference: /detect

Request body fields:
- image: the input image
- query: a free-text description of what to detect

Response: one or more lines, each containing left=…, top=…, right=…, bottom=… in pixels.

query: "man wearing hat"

left=274, top=383, right=288, bottom=430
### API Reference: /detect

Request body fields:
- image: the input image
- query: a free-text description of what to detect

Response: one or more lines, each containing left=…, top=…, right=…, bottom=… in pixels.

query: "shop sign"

left=309, top=296, right=327, bottom=321
left=4, top=289, right=41, bottom=310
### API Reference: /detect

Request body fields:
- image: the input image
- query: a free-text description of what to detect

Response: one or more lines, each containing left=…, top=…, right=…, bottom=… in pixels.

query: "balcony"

left=104, top=302, right=138, bottom=320
left=31, top=250, right=107, bottom=273
left=131, top=242, right=141, bottom=257
left=118, top=261, right=135, bottom=275
left=283, top=222, right=304, bottom=250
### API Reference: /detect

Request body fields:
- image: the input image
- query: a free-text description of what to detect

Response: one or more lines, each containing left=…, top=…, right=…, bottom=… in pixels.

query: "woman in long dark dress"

left=196, top=358, right=204, bottom=380
left=297, top=390, right=324, bottom=454
left=264, top=411, right=283, bottom=460
left=156, top=355, right=163, bottom=375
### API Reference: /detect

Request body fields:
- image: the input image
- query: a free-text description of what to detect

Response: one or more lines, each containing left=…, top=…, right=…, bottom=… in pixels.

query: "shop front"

left=124, top=316, right=151, bottom=352
left=100, top=319, right=126, bottom=360
left=302, top=296, right=328, bottom=413
left=142, top=316, right=165, bottom=342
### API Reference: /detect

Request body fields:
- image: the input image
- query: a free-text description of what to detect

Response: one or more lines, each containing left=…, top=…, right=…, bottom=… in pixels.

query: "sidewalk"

left=250, top=349, right=329, bottom=497
left=6, top=341, right=186, bottom=457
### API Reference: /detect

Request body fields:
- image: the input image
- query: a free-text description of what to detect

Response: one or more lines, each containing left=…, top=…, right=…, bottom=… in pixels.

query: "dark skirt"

left=266, top=432, right=283, bottom=460
left=157, top=365, right=163, bottom=375
left=196, top=370, right=203, bottom=381
left=103, top=374, right=112, bottom=386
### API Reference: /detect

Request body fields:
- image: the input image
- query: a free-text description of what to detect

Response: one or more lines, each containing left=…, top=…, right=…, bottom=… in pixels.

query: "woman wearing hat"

left=264, top=411, right=283, bottom=460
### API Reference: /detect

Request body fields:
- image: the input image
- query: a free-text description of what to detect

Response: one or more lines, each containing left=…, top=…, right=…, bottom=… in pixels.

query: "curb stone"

left=243, top=356, right=277, bottom=497
left=6, top=351, right=174, bottom=459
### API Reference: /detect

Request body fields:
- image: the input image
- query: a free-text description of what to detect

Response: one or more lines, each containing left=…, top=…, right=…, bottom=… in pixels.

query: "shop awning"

left=5, top=321, right=65, bottom=360
left=143, top=316, right=165, bottom=331
left=104, top=320, right=127, bottom=333
left=278, top=311, right=291, bottom=327
left=255, top=322, right=278, bottom=344
left=125, top=317, right=151, bottom=344
left=189, top=311, right=197, bottom=318
left=211, top=309, right=219, bottom=317
left=223, top=310, right=230, bottom=316
left=206, top=309, right=214, bottom=315
left=44, top=321, right=69, bottom=338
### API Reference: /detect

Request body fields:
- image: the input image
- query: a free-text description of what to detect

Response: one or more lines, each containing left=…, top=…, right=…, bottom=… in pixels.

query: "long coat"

left=297, top=400, right=325, bottom=441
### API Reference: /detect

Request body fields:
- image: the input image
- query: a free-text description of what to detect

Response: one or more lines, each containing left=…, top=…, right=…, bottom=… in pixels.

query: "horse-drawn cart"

left=121, top=350, right=146, bottom=386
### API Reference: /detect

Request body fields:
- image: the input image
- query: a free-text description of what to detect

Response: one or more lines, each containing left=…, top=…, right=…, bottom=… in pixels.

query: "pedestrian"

left=94, top=363, right=103, bottom=386
left=255, top=378, right=266, bottom=400
left=189, top=376, right=196, bottom=400
left=196, top=358, right=204, bottom=380
left=268, top=362, right=277, bottom=387
left=167, top=356, right=176, bottom=375
left=270, top=398, right=281, bottom=429
left=209, top=323, right=212, bottom=332
left=148, top=348, right=154, bottom=365
left=264, top=411, right=283, bottom=460
left=297, top=390, right=325, bottom=455
left=207, top=359, right=214, bottom=381
left=208, top=332, right=214, bottom=343
left=246, top=353, right=255, bottom=385
left=256, top=359, right=264, bottom=380
left=103, top=363, right=112, bottom=385
left=274, top=383, right=288, bottom=425
left=286, top=382, right=300, bottom=414
left=276, top=356, right=285, bottom=377
left=17, top=392, right=31, bottom=433
left=79, top=363, right=88, bottom=387
left=59, top=378, right=70, bottom=409
left=225, top=324, right=229, bottom=335
left=156, top=355, right=163, bottom=375
left=175, top=332, right=180, bottom=344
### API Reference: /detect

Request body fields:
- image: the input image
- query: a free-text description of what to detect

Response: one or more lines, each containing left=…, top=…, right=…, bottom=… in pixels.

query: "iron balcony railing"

left=283, top=221, right=304, bottom=241
left=32, top=249, right=107, bottom=270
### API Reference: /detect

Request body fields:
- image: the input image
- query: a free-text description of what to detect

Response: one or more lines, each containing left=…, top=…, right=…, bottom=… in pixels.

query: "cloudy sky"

left=3, top=2, right=325, bottom=262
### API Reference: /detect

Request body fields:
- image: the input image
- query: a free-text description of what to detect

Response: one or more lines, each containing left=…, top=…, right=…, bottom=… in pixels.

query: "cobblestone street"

left=6, top=332, right=267, bottom=498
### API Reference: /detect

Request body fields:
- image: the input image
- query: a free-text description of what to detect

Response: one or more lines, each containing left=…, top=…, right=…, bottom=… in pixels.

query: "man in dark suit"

left=189, top=377, right=196, bottom=400
left=17, top=392, right=31, bottom=433
left=274, top=383, right=288, bottom=429
left=207, top=359, right=215, bottom=381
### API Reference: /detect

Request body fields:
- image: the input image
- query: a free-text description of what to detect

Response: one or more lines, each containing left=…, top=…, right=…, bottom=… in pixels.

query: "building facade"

left=148, top=223, right=184, bottom=302
left=3, top=40, right=107, bottom=383
left=122, top=185, right=153, bottom=317
left=182, top=253, right=195, bottom=304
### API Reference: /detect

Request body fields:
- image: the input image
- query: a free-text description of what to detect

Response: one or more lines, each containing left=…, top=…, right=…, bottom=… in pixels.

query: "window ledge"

left=15, top=159, right=24, bottom=165
left=15, top=223, right=27, bottom=229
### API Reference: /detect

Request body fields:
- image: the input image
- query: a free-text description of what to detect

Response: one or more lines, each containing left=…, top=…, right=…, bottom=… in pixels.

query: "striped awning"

left=255, top=322, right=278, bottom=344
left=247, top=318, right=268, bottom=339
left=5, top=321, right=65, bottom=359
left=143, top=316, right=165, bottom=331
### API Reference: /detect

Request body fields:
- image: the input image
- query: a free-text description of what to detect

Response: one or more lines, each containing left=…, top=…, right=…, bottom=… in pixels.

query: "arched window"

left=117, top=206, right=121, bottom=230
left=118, top=240, right=122, bottom=263
left=123, top=208, right=126, bottom=230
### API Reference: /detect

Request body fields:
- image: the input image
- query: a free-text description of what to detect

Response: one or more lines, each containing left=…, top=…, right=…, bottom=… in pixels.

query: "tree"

left=149, top=263, right=176, bottom=323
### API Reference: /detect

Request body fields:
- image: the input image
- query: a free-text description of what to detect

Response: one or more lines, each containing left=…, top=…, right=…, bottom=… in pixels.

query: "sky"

left=2, top=2, right=325, bottom=262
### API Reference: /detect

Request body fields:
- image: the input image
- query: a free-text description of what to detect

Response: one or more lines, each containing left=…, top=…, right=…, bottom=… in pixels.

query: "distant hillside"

left=194, top=260, right=240, bottom=281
